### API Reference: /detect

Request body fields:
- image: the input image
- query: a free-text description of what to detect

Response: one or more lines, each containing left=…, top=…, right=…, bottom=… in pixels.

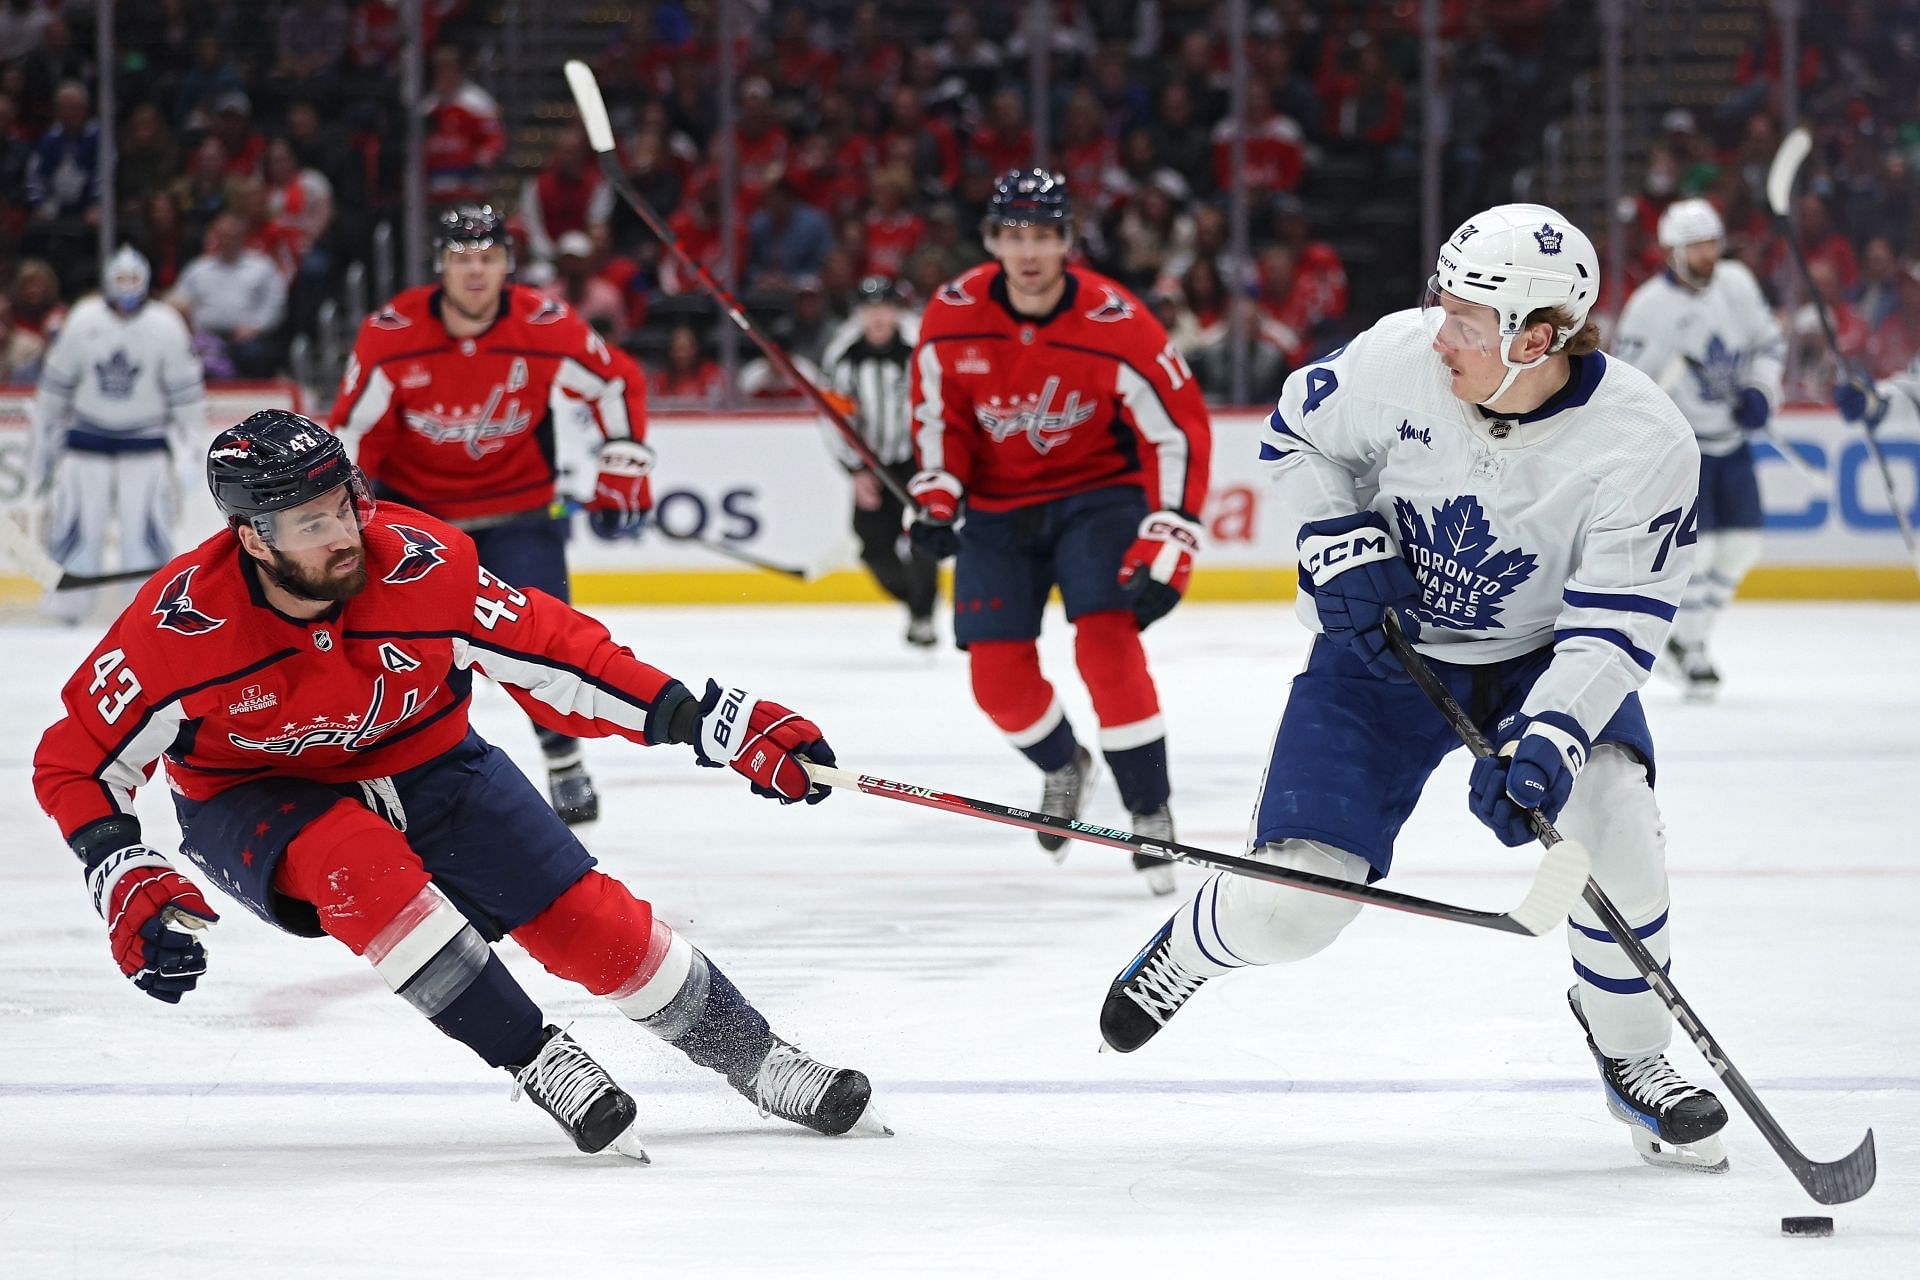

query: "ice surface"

left=1, top=602, right=1914, bottom=1277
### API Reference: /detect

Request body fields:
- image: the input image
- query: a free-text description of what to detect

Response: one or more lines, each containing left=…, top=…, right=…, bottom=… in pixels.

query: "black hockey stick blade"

left=802, top=761, right=1588, bottom=936
left=1384, top=616, right=1879, bottom=1204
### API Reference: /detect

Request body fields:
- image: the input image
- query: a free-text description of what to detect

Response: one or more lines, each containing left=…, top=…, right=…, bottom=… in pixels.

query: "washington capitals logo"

left=401, top=386, right=532, bottom=459
left=976, top=376, right=1097, bottom=454
left=528, top=299, right=569, bottom=325
left=152, top=566, right=225, bottom=636
left=384, top=524, right=448, bottom=584
left=95, top=349, right=141, bottom=399
left=370, top=306, right=412, bottom=330
left=938, top=280, right=978, bottom=307
left=1085, top=287, right=1135, bottom=323
left=1393, top=496, right=1538, bottom=630
left=227, top=676, right=431, bottom=756
left=1533, top=223, right=1564, bottom=256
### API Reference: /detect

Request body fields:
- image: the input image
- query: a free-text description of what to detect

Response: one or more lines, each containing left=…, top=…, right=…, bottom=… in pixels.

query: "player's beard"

left=263, top=546, right=369, bottom=603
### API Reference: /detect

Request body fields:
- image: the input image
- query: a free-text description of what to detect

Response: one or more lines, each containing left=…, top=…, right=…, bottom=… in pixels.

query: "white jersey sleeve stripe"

left=913, top=342, right=949, bottom=471
left=450, top=636, right=652, bottom=732
left=1114, top=361, right=1189, bottom=510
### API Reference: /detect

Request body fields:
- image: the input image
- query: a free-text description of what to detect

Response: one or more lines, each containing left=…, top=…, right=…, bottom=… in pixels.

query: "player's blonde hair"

left=1525, top=304, right=1603, bottom=356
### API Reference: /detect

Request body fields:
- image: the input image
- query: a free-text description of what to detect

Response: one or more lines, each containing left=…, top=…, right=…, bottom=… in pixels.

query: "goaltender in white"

left=1100, top=204, right=1734, bottom=1174
left=27, top=246, right=207, bottom=623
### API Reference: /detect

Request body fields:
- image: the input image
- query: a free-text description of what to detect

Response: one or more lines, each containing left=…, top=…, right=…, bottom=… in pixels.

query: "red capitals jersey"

left=911, top=264, right=1212, bottom=515
left=33, top=505, right=690, bottom=846
left=328, top=284, right=648, bottom=523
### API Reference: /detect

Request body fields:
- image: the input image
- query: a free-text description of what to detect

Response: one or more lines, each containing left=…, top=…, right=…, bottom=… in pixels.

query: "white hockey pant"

left=1671, top=529, right=1762, bottom=650
left=42, top=449, right=177, bottom=623
left=1166, top=745, right=1674, bottom=1057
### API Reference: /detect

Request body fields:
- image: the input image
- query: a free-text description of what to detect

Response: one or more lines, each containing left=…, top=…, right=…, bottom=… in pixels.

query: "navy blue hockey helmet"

left=208, top=410, right=370, bottom=546
left=986, top=168, right=1073, bottom=236
left=434, top=203, right=514, bottom=270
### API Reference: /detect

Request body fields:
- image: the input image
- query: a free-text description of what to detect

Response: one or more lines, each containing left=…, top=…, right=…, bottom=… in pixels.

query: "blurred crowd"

left=2, top=0, right=1915, bottom=408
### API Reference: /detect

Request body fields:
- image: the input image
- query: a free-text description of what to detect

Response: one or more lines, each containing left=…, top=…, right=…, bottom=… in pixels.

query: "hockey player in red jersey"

left=33, top=412, right=883, bottom=1160
left=909, top=170, right=1213, bottom=895
left=328, top=205, right=653, bottom=827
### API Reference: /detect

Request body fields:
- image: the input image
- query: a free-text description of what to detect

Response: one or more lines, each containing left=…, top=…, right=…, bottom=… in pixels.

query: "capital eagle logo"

left=370, top=307, right=412, bottom=331
left=384, top=524, right=448, bottom=584
left=938, top=280, right=977, bottom=306
left=1533, top=223, right=1564, bottom=256
left=529, top=299, right=568, bottom=325
left=152, top=566, right=225, bottom=635
left=1393, top=495, right=1538, bottom=631
left=1085, top=287, right=1135, bottom=323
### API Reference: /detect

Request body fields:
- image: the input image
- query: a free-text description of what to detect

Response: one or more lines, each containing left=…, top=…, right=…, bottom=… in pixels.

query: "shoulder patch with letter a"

left=379, top=643, right=421, bottom=673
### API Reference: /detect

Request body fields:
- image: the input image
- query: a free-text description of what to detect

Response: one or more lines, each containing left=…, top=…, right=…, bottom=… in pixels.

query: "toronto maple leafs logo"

left=383, top=524, right=448, bottom=584
left=1393, top=496, right=1538, bottom=630
left=152, top=566, right=225, bottom=636
left=95, top=349, right=141, bottom=399
left=1085, top=287, right=1135, bottom=323
left=1686, top=334, right=1743, bottom=404
left=975, top=376, right=1097, bottom=454
left=1533, top=223, right=1564, bottom=256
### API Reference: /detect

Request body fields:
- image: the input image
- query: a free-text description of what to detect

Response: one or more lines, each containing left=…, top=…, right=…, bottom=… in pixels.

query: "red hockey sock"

left=511, top=870, right=659, bottom=997
left=1073, top=610, right=1162, bottom=741
left=273, top=799, right=432, bottom=953
left=968, top=639, right=1058, bottom=737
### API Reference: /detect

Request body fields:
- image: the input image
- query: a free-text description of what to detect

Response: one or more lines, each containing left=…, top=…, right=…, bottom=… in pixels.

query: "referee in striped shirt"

left=822, top=275, right=939, bottom=647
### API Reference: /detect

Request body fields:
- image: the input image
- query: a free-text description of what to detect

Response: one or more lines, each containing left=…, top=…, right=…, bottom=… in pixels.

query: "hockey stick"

left=1766, top=126, right=1920, bottom=573
left=1382, top=614, right=1877, bottom=1204
left=1678, top=354, right=1823, bottom=490
left=0, top=508, right=158, bottom=591
left=657, top=527, right=857, bottom=581
left=562, top=60, right=918, bottom=511
left=799, top=760, right=1590, bottom=937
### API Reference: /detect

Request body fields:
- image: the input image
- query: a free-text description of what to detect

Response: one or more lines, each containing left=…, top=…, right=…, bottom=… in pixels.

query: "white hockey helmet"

left=1656, top=197, right=1724, bottom=248
left=1429, top=203, right=1598, bottom=404
left=103, top=244, right=151, bottom=314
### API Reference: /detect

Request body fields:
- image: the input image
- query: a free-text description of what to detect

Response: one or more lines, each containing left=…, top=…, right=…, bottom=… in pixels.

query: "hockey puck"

left=1781, top=1216, right=1834, bottom=1237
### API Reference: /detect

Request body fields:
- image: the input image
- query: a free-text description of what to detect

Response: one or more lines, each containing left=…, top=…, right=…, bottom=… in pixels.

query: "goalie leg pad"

left=1557, top=745, right=1674, bottom=1058
left=1167, top=838, right=1371, bottom=975
left=970, top=640, right=1078, bottom=772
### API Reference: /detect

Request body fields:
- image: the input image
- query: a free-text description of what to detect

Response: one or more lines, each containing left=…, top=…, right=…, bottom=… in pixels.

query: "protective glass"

left=257, top=471, right=376, bottom=551
left=1420, top=275, right=1499, bottom=355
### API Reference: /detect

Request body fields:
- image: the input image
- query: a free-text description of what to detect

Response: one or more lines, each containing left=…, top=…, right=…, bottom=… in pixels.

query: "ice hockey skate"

left=1099, top=916, right=1211, bottom=1052
left=1659, top=637, right=1721, bottom=703
left=1569, top=987, right=1728, bottom=1172
left=511, top=1026, right=649, bottom=1161
left=1035, top=746, right=1094, bottom=860
left=729, top=1037, right=890, bottom=1137
left=548, top=762, right=600, bottom=826
left=1128, top=806, right=1178, bottom=896
left=905, top=616, right=937, bottom=648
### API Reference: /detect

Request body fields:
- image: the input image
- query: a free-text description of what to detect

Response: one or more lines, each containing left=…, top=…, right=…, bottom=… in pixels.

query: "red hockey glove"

left=907, top=469, right=963, bottom=560
left=85, top=845, right=219, bottom=1003
left=587, top=438, right=657, bottom=540
left=693, top=679, right=837, bottom=804
left=1117, top=509, right=1203, bottom=629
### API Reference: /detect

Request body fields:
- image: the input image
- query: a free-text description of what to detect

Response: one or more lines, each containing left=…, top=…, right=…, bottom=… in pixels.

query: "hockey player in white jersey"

left=1612, top=198, right=1785, bottom=699
left=27, top=246, right=206, bottom=623
left=1100, top=204, right=1733, bottom=1174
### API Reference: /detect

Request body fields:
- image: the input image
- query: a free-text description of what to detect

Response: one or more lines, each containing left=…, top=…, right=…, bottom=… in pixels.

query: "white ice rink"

left=2, top=601, right=1915, bottom=1277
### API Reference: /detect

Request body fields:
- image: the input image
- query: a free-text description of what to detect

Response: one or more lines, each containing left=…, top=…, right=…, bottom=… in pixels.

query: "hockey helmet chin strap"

left=1422, top=275, right=1568, bottom=408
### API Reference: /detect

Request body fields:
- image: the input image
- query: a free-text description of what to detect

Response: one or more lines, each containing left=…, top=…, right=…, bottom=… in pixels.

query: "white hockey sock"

left=1167, top=840, right=1368, bottom=974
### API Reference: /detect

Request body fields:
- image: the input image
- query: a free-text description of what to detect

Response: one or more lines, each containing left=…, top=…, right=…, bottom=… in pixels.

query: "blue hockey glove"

left=1833, top=382, right=1889, bottom=433
left=1467, top=712, right=1589, bottom=847
left=1731, top=387, right=1770, bottom=431
left=1297, top=511, right=1424, bottom=681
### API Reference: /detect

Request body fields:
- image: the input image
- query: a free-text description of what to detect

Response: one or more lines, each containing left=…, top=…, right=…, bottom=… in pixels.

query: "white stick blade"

left=564, top=60, right=617, bottom=155
left=1507, top=840, right=1592, bottom=937
left=1766, top=127, right=1812, bottom=218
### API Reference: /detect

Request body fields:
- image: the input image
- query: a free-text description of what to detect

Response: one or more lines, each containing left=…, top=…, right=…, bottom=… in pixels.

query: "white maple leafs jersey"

left=31, top=297, right=206, bottom=450
left=1263, top=308, right=1701, bottom=743
left=1612, top=261, right=1784, bottom=457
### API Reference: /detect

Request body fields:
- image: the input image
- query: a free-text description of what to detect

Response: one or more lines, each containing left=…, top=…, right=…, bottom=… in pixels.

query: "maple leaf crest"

left=1392, top=495, right=1538, bottom=631
left=1687, top=333, right=1744, bottom=403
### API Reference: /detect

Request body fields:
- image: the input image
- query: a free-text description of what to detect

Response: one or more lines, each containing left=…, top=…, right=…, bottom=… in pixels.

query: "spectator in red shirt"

left=649, top=324, right=726, bottom=406
left=731, top=77, right=790, bottom=208
left=860, top=166, right=924, bottom=278
left=1769, top=192, right=1858, bottom=296
left=1270, top=195, right=1349, bottom=326
left=541, top=230, right=631, bottom=344
left=1056, top=89, right=1117, bottom=210
left=881, top=85, right=958, bottom=195
left=211, top=93, right=265, bottom=179
left=597, top=6, right=679, bottom=98
left=1210, top=79, right=1305, bottom=194
left=1251, top=243, right=1319, bottom=389
left=840, top=2, right=904, bottom=100
left=660, top=180, right=746, bottom=295
left=1869, top=264, right=1920, bottom=379
left=421, top=45, right=505, bottom=206
left=1319, top=36, right=1404, bottom=147
left=767, top=6, right=836, bottom=114
left=969, top=88, right=1035, bottom=179
left=519, top=125, right=602, bottom=266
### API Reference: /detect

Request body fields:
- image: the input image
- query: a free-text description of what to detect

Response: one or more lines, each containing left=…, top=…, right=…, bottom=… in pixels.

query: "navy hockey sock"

left=630, top=946, right=774, bottom=1080
left=1018, top=717, right=1079, bottom=773
left=1104, top=737, right=1170, bottom=814
left=427, top=950, right=547, bottom=1070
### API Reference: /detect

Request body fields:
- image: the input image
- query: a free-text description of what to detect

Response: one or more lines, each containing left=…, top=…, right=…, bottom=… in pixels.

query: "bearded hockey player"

left=33, top=411, right=883, bottom=1160
left=328, top=205, right=654, bottom=825
left=908, top=169, right=1213, bottom=896
left=28, top=245, right=206, bottom=624
left=1612, top=198, right=1785, bottom=699
left=1100, top=205, right=1733, bottom=1175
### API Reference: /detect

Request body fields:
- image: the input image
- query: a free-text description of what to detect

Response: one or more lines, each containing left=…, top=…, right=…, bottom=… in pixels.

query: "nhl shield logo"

left=313, top=629, right=334, bottom=652
left=1533, top=224, right=1564, bottom=256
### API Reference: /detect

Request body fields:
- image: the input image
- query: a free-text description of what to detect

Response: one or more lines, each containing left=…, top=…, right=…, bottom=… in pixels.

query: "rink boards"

left=2, top=395, right=1916, bottom=602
